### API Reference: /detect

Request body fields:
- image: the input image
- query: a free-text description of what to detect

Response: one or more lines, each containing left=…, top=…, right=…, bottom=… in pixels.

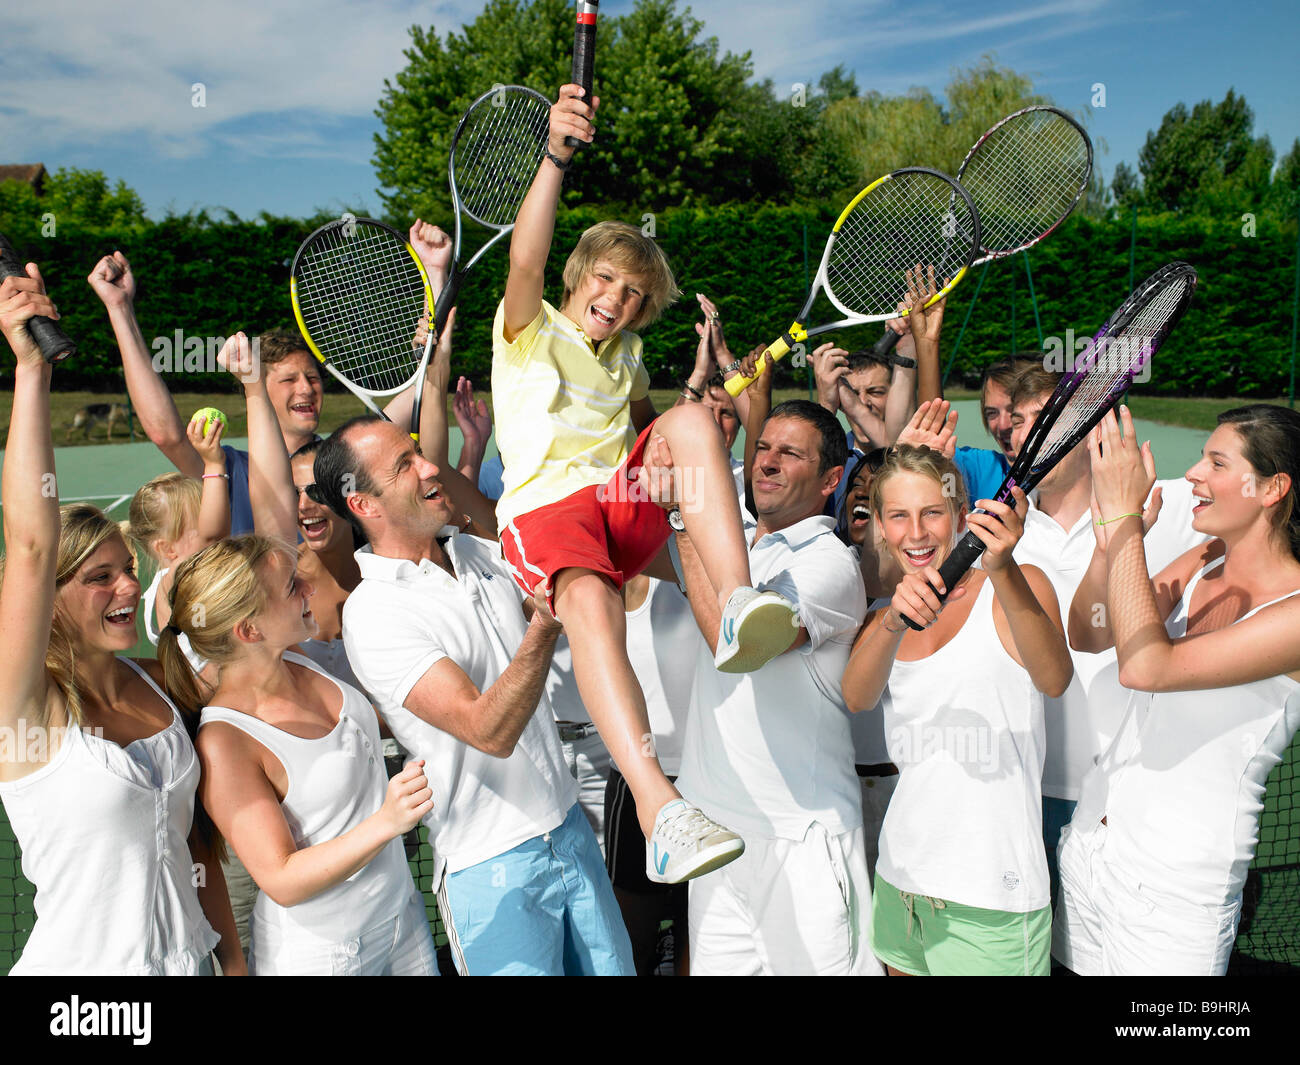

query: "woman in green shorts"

left=842, top=446, right=1073, bottom=975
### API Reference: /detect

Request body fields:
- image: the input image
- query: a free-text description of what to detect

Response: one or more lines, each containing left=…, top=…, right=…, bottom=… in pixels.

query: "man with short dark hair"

left=316, top=415, right=634, bottom=975
left=648, top=398, right=882, bottom=975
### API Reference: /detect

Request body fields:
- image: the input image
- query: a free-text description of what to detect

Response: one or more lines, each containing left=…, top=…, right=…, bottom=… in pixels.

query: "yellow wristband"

left=1096, top=511, right=1140, bottom=526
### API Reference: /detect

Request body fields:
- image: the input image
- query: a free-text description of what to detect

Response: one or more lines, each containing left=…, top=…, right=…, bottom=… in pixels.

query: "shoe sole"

left=649, top=837, right=746, bottom=885
left=715, top=600, right=799, bottom=674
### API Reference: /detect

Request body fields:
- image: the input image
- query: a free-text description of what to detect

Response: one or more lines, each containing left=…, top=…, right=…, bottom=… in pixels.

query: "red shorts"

left=500, top=421, right=671, bottom=607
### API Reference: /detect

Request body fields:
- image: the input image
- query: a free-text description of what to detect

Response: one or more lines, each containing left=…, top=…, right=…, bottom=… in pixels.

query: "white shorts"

left=688, top=823, right=883, bottom=976
left=249, top=890, right=438, bottom=976
left=1053, top=823, right=1241, bottom=976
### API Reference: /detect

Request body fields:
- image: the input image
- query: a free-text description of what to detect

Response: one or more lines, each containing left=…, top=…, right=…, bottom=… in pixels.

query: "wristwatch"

left=668, top=506, right=685, bottom=532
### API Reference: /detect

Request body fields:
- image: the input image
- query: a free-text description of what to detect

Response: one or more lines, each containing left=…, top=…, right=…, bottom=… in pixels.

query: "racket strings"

left=1033, top=273, right=1195, bottom=468
left=452, top=90, right=550, bottom=228
left=294, top=224, right=427, bottom=392
left=960, top=111, right=1090, bottom=256
left=826, top=173, right=977, bottom=316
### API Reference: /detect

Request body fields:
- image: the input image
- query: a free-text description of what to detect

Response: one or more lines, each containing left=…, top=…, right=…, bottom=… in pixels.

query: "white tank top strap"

left=1169, top=554, right=1300, bottom=634
left=118, top=655, right=185, bottom=727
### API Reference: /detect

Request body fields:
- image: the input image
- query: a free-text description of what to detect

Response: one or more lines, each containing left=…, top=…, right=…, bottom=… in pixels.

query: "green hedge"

left=1, top=207, right=1295, bottom=396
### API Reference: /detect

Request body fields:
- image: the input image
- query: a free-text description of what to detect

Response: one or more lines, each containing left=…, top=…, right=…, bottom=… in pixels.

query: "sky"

left=1, top=0, right=1297, bottom=220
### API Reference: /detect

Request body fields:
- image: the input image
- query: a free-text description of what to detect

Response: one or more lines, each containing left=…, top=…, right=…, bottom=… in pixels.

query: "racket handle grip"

left=873, top=329, right=901, bottom=356
left=900, top=530, right=985, bottom=631
left=0, top=233, right=77, bottom=364
left=565, top=1, right=599, bottom=149
left=725, top=337, right=790, bottom=397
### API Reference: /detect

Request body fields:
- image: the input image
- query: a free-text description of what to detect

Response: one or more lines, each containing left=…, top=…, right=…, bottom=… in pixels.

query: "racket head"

left=1004, top=261, right=1198, bottom=497
left=957, top=105, right=1093, bottom=261
left=448, top=85, right=552, bottom=232
left=289, top=217, right=433, bottom=397
left=820, top=167, right=981, bottom=324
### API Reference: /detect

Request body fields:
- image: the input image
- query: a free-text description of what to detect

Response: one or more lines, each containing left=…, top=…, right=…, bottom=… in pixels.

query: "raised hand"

left=187, top=413, right=227, bottom=467
left=896, top=399, right=959, bottom=457
left=215, top=331, right=261, bottom=387
left=0, top=265, right=59, bottom=368
left=409, top=219, right=452, bottom=289
left=809, top=343, right=850, bottom=413
left=86, top=251, right=136, bottom=311
left=549, top=83, right=599, bottom=163
left=903, top=265, right=946, bottom=347
left=453, top=376, right=492, bottom=450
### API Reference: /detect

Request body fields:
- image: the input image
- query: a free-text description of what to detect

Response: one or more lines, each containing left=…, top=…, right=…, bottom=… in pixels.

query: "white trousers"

left=688, top=823, right=883, bottom=976
left=1053, top=823, right=1241, bottom=976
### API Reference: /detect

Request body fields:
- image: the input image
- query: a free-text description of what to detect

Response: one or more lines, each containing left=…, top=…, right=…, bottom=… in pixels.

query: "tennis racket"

left=429, top=84, right=551, bottom=350
left=875, top=105, right=1093, bottom=359
left=564, top=1, right=600, bottom=149
left=290, top=217, right=434, bottom=434
left=0, top=231, right=76, bottom=363
left=900, top=260, right=1199, bottom=629
left=725, top=168, right=981, bottom=397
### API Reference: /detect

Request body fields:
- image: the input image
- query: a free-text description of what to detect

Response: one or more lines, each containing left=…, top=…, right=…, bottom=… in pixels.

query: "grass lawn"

left=0, top=386, right=1292, bottom=446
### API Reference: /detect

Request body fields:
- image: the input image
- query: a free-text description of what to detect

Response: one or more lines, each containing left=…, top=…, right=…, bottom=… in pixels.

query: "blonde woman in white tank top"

left=842, top=445, right=1073, bottom=976
left=1060, top=404, right=1300, bottom=975
left=158, top=535, right=437, bottom=975
left=0, top=272, right=242, bottom=974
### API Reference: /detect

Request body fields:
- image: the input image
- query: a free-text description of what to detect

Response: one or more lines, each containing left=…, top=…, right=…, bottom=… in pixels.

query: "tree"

left=0, top=167, right=147, bottom=234
left=1110, top=161, right=1141, bottom=213
left=1267, top=138, right=1300, bottom=220
left=372, top=0, right=766, bottom=221
left=1136, top=89, right=1274, bottom=214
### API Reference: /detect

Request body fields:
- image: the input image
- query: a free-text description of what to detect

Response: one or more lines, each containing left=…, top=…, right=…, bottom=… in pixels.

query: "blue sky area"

left=2, top=0, right=1296, bottom=220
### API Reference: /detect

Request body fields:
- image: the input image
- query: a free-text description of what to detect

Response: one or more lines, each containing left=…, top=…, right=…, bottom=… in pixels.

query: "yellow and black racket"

left=726, top=167, right=980, bottom=396
left=290, top=217, right=434, bottom=434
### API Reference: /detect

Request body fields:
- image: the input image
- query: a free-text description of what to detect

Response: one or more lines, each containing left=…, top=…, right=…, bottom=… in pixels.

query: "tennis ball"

left=191, top=407, right=228, bottom=435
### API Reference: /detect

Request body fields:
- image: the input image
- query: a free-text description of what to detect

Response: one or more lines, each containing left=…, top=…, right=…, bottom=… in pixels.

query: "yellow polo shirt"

left=491, top=299, right=651, bottom=530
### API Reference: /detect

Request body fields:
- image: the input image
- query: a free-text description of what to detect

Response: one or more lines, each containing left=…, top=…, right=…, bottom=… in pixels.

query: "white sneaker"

left=646, top=799, right=745, bottom=884
left=714, top=586, right=800, bottom=673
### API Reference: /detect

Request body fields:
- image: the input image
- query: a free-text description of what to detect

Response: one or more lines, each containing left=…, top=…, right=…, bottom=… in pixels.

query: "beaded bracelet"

left=202, top=472, right=230, bottom=480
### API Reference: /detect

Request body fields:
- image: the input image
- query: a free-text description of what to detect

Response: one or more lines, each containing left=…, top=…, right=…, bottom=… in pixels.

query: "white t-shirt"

left=342, top=533, right=575, bottom=886
left=1013, top=478, right=1208, bottom=799
left=675, top=515, right=867, bottom=840
left=625, top=577, right=707, bottom=777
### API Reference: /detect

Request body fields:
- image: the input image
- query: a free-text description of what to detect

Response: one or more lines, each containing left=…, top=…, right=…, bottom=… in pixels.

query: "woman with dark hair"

left=1059, top=404, right=1300, bottom=975
left=0, top=266, right=241, bottom=975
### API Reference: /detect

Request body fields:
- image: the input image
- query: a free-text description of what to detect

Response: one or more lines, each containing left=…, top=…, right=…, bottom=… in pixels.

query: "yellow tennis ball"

left=191, top=407, right=228, bottom=435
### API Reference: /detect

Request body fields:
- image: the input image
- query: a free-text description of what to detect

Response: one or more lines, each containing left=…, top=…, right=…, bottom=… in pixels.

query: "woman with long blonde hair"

left=159, top=534, right=437, bottom=975
left=0, top=265, right=241, bottom=974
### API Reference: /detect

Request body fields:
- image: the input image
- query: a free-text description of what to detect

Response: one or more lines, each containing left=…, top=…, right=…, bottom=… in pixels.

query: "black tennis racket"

left=0, top=231, right=76, bottom=363
left=564, top=1, right=600, bottom=149
left=726, top=168, right=981, bottom=396
left=290, top=217, right=433, bottom=434
left=900, top=260, right=1198, bottom=629
left=875, top=105, right=1093, bottom=359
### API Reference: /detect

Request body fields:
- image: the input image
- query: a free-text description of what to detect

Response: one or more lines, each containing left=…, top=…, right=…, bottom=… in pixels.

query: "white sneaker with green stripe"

left=646, top=799, right=744, bottom=884
left=714, top=586, right=800, bottom=673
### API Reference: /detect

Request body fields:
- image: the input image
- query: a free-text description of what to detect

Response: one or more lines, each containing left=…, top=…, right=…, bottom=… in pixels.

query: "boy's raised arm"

left=502, top=84, right=596, bottom=341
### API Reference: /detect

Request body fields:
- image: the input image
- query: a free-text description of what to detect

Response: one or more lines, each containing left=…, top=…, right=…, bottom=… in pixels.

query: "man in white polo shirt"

left=1008, top=367, right=1208, bottom=906
left=313, top=414, right=634, bottom=975
left=652, top=399, right=882, bottom=976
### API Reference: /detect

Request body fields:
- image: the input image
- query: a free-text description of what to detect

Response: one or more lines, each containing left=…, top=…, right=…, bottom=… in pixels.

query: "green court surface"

left=1, top=414, right=1296, bottom=975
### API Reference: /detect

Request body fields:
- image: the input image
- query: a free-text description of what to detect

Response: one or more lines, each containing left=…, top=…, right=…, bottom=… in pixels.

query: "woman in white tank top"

left=158, top=535, right=437, bottom=975
left=842, top=445, right=1073, bottom=976
left=1060, top=404, right=1300, bottom=975
left=0, top=277, right=241, bottom=975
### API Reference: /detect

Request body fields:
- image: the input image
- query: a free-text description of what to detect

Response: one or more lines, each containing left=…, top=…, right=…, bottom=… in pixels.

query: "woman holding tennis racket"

left=841, top=445, right=1072, bottom=975
left=0, top=266, right=242, bottom=975
left=1056, top=405, right=1300, bottom=976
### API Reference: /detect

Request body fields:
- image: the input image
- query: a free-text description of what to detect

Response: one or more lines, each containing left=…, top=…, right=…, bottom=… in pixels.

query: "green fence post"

left=941, top=261, right=991, bottom=388
left=1291, top=204, right=1300, bottom=409
left=1023, top=249, right=1044, bottom=351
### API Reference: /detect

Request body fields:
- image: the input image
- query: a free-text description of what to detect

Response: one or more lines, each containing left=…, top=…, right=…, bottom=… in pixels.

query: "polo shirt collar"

left=750, top=513, right=836, bottom=550
left=1025, top=491, right=1093, bottom=540
left=355, top=536, right=459, bottom=585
